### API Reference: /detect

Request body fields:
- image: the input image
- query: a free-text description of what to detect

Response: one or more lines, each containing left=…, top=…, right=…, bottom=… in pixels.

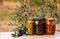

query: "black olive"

left=18, top=34, right=22, bottom=37
left=24, top=5, right=26, bottom=7
left=18, top=30, right=22, bottom=34
left=21, top=6, right=24, bottom=8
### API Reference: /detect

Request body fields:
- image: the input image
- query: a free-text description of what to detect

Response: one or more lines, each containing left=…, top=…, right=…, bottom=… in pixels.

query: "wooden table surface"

left=0, top=31, right=60, bottom=39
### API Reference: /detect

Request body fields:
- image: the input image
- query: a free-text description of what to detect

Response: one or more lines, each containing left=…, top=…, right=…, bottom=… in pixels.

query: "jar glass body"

left=35, top=18, right=46, bottom=35
left=45, top=20, right=55, bottom=35
left=26, top=19, right=35, bottom=35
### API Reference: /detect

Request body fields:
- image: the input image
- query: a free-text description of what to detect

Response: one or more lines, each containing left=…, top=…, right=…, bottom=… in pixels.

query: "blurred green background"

left=0, top=0, right=60, bottom=32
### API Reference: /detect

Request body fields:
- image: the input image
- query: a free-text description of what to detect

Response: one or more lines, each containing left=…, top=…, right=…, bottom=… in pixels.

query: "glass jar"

left=35, top=18, right=46, bottom=35
left=26, top=18, right=35, bottom=35
left=45, top=18, right=55, bottom=35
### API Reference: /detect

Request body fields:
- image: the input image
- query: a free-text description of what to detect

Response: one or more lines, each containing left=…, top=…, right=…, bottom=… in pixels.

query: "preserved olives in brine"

left=35, top=18, right=46, bottom=35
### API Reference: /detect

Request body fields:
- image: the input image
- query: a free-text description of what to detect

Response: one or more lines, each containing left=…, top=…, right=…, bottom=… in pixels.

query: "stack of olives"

left=11, top=24, right=28, bottom=37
